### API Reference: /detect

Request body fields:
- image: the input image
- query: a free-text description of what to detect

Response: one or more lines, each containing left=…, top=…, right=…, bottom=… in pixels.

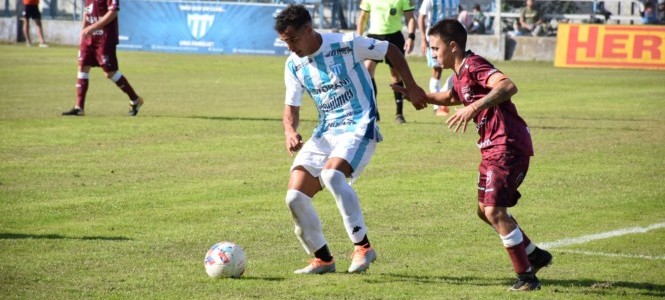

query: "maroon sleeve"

left=469, top=56, right=503, bottom=90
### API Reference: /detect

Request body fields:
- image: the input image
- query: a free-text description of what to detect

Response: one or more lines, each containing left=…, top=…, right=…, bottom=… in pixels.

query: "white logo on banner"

left=187, top=14, right=215, bottom=40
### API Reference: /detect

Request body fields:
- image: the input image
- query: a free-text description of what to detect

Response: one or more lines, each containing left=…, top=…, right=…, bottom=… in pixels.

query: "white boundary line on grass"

left=539, top=222, right=665, bottom=249
left=555, top=249, right=665, bottom=260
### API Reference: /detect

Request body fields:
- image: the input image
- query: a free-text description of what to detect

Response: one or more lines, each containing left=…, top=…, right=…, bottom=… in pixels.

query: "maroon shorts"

left=477, top=153, right=530, bottom=208
left=79, top=41, right=119, bottom=73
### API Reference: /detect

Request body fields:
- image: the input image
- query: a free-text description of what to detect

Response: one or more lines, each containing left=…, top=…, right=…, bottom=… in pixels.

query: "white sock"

left=285, top=190, right=326, bottom=255
left=429, top=77, right=440, bottom=93
left=320, top=169, right=367, bottom=243
left=429, top=77, right=440, bottom=110
left=500, top=227, right=524, bottom=248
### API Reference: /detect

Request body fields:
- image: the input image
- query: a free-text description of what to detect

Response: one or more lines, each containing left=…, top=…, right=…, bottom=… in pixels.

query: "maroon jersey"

left=452, top=51, right=534, bottom=157
left=82, top=0, right=119, bottom=46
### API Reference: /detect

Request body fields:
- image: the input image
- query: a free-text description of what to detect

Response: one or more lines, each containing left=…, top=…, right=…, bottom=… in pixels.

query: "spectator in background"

left=457, top=5, right=473, bottom=31
left=21, top=0, right=48, bottom=47
left=513, top=0, right=543, bottom=36
left=470, top=4, right=486, bottom=34
left=641, top=0, right=659, bottom=24
left=659, top=0, right=665, bottom=24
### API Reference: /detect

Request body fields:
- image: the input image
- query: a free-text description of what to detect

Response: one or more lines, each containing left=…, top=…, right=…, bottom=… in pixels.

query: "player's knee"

left=107, top=71, right=122, bottom=81
left=483, top=207, right=502, bottom=225
left=285, top=189, right=306, bottom=211
left=476, top=207, right=487, bottom=221
left=319, top=169, right=345, bottom=190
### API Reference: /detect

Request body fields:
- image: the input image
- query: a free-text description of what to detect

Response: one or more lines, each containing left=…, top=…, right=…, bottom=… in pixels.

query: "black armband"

left=408, top=33, right=416, bottom=40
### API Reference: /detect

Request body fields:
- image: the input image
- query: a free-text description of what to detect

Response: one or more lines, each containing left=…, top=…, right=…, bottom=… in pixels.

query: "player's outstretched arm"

left=445, top=77, right=517, bottom=133
left=384, top=43, right=427, bottom=110
left=283, top=105, right=303, bottom=156
left=391, top=85, right=461, bottom=107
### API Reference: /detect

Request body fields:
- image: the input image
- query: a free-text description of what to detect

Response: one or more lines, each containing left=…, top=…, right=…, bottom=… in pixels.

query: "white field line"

left=539, top=222, right=665, bottom=250
left=555, top=249, right=665, bottom=260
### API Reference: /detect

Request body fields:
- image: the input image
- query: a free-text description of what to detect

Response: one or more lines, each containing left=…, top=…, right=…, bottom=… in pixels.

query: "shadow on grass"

left=189, top=116, right=285, bottom=122
left=0, top=232, right=132, bottom=241
left=238, top=276, right=286, bottom=282
left=374, top=273, right=665, bottom=297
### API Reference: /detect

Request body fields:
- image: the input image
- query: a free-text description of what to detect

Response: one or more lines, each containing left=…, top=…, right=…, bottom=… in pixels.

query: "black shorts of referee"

left=22, top=4, right=42, bottom=19
left=366, top=31, right=405, bottom=67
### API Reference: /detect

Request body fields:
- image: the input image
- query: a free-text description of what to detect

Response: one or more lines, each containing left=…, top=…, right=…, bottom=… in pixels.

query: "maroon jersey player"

left=393, top=19, right=552, bottom=292
left=62, top=0, right=143, bottom=116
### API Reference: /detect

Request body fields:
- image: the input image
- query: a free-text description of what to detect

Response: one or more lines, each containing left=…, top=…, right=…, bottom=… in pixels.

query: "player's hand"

left=445, top=104, right=479, bottom=133
left=420, top=40, right=428, bottom=56
left=285, top=132, right=303, bottom=156
left=391, top=83, right=428, bottom=110
left=404, top=39, right=415, bottom=55
left=81, top=26, right=95, bottom=37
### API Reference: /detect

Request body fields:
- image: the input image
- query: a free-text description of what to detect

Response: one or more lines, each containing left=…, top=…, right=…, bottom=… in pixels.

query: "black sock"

left=353, top=235, right=371, bottom=248
left=394, top=81, right=404, bottom=115
left=314, top=244, right=333, bottom=262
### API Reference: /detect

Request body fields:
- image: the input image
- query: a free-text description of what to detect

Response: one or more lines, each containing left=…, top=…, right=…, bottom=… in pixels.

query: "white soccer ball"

left=204, top=241, right=246, bottom=278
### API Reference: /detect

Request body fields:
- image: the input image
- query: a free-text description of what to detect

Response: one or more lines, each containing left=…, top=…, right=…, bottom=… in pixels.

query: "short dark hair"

left=428, top=19, right=467, bottom=50
left=274, top=4, right=312, bottom=33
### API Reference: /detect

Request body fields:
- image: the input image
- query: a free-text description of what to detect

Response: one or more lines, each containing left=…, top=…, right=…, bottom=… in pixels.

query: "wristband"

left=408, top=33, right=415, bottom=40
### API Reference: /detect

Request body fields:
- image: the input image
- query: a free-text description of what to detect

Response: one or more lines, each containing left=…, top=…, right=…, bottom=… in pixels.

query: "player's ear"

left=450, top=41, right=459, bottom=53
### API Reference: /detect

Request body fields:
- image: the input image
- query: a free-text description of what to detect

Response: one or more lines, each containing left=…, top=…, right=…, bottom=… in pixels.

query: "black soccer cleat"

left=62, top=107, right=84, bottom=116
left=528, top=247, right=553, bottom=275
left=128, top=97, right=144, bottom=116
left=509, top=272, right=541, bottom=291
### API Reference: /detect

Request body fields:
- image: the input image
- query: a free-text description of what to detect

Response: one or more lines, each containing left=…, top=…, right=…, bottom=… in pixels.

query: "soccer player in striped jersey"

left=275, top=4, right=427, bottom=274
left=418, top=0, right=459, bottom=116
left=393, top=19, right=552, bottom=291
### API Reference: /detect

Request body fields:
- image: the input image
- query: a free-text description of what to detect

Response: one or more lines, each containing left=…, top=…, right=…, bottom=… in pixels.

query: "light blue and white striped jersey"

left=284, top=32, right=388, bottom=141
left=419, top=0, right=460, bottom=36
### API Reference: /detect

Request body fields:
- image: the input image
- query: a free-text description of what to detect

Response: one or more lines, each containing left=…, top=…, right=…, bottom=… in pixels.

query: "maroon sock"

left=76, top=78, right=89, bottom=110
left=114, top=75, right=138, bottom=101
left=506, top=242, right=531, bottom=274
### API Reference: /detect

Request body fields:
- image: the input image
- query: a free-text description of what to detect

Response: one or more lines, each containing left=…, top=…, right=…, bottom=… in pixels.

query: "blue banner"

left=118, top=0, right=291, bottom=55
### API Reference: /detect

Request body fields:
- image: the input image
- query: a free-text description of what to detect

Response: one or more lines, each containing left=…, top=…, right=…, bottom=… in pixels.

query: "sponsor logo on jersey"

left=325, top=47, right=353, bottom=57
left=310, top=77, right=351, bottom=96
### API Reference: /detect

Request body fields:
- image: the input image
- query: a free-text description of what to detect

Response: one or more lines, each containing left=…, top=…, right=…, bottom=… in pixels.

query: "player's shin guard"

left=319, top=169, right=367, bottom=243
left=76, top=72, right=89, bottom=110
left=393, top=81, right=404, bottom=115
left=110, top=71, right=139, bottom=101
left=501, top=227, right=531, bottom=274
left=285, top=190, right=326, bottom=255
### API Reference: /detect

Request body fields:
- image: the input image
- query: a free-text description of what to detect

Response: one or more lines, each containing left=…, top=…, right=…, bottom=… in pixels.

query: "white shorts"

left=291, top=133, right=377, bottom=183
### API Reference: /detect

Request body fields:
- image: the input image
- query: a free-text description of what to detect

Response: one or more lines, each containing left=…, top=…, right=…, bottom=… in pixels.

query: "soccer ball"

left=204, top=241, right=246, bottom=278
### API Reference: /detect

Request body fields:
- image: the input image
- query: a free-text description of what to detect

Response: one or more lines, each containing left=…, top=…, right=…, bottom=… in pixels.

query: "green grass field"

left=1, top=44, right=664, bottom=299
